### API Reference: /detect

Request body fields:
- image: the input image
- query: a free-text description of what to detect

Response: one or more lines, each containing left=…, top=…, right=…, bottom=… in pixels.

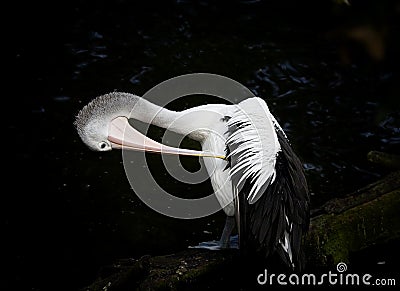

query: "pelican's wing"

left=226, top=97, right=309, bottom=270
left=226, top=97, right=281, bottom=203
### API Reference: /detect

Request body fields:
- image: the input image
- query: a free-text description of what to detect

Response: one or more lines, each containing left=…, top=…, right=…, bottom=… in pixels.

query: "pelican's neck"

left=106, top=92, right=218, bottom=141
left=127, top=95, right=178, bottom=128
left=110, top=93, right=196, bottom=136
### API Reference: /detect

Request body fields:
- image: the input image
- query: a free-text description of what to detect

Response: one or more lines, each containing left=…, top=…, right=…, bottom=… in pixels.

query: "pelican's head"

left=75, top=114, right=112, bottom=152
left=74, top=92, right=134, bottom=151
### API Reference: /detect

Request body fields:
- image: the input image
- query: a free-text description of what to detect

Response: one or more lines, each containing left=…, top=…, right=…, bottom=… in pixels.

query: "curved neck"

left=113, top=93, right=195, bottom=136
left=111, top=93, right=220, bottom=141
left=126, top=95, right=178, bottom=126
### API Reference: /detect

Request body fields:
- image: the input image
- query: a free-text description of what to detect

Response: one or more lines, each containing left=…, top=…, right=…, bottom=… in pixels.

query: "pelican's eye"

left=98, top=141, right=109, bottom=150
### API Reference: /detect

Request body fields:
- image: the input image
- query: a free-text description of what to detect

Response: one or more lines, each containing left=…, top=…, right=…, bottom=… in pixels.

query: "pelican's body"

left=75, top=92, right=309, bottom=270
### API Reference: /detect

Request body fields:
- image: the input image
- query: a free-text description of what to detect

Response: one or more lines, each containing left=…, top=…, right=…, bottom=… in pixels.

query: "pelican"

left=75, top=92, right=310, bottom=270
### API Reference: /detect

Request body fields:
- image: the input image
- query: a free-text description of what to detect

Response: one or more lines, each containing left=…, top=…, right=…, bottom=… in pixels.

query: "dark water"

left=7, top=0, right=399, bottom=290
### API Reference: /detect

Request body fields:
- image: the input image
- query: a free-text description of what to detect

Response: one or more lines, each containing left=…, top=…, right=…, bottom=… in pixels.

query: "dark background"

left=6, top=0, right=400, bottom=290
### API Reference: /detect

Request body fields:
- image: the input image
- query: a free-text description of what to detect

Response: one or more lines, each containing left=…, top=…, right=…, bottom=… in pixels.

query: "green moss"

left=306, top=190, right=400, bottom=267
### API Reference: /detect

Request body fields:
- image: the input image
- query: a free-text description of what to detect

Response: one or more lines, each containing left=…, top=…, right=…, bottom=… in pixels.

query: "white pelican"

left=75, top=92, right=310, bottom=270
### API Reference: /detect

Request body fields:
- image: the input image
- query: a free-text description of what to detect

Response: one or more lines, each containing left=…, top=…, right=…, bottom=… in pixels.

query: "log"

left=83, top=171, right=400, bottom=290
left=305, top=173, right=400, bottom=269
left=83, top=249, right=236, bottom=291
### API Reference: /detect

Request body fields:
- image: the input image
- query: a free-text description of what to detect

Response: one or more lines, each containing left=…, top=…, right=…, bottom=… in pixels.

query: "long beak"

left=108, top=117, right=226, bottom=160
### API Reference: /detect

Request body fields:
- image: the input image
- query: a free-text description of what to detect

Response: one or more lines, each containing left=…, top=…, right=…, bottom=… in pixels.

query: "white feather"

left=227, top=97, right=281, bottom=204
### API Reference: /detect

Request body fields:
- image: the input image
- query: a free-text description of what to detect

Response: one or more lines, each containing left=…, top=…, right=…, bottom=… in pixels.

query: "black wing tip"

left=237, top=127, right=310, bottom=271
